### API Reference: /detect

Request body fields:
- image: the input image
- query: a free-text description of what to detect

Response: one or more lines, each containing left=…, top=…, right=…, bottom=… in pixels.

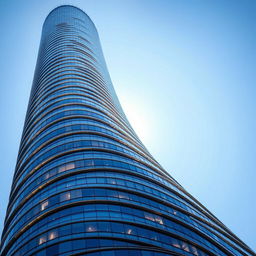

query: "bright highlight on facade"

left=0, top=5, right=254, bottom=256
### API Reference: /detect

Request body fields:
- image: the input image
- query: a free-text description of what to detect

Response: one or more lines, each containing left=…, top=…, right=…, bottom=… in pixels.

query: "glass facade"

left=0, top=5, right=254, bottom=256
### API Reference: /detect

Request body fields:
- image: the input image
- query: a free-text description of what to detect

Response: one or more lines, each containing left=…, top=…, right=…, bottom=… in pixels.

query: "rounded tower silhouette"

left=0, top=5, right=254, bottom=256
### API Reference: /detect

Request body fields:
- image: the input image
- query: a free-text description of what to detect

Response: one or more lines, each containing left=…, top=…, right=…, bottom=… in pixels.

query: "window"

left=44, top=172, right=50, bottom=180
left=72, top=223, right=84, bottom=233
left=190, top=245, right=199, bottom=256
left=58, top=165, right=66, bottom=173
left=98, top=222, right=111, bottom=232
left=46, top=244, right=59, bottom=256
left=39, top=235, right=47, bottom=245
left=86, top=225, right=97, bottom=232
left=117, top=193, right=129, bottom=200
left=60, top=191, right=71, bottom=201
left=171, top=238, right=181, bottom=248
left=155, top=216, right=164, bottom=225
left=181, top=241, right=190, bottom=252
left=144, top=213, right=163, bottom=225
left=48, top=230, right=58, bottom=240
left=144, top=213, right=155, bottom=222
left=66, top=162, right=75, bottom=170
left=107, top=178, right=116, bottom=185
left=59, top=241, right=72, bottom=255
left=71, top=189, right=82, bottom=198
left=73, top=239, right=85, bottom=250
left=59, top=225, right=71, bottom=236
left=126, top=228, right=132, bottom=235
left=41, top=200, right=49, bottom=211
left=58, top=162, right=74, bottom=173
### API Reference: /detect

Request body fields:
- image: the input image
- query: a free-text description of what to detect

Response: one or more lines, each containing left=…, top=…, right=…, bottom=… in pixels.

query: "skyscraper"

left=0, top=4, right=254, bottom=256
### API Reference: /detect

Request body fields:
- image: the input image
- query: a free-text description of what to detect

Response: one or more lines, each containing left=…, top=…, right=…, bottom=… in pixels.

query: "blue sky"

left=0, top=0, right=255, bottom=251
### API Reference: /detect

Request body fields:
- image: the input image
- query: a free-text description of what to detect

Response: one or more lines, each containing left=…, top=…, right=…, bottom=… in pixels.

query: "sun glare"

left=121, top=99, right=151, bottom=145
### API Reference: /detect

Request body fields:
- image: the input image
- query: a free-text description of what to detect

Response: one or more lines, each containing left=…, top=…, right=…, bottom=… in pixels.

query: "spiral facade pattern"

left=0, top=5, right=254, bottom=256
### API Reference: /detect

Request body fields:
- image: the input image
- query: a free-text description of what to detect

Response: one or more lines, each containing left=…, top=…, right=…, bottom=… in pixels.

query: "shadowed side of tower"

left=0, top=5, right=255, bottom=256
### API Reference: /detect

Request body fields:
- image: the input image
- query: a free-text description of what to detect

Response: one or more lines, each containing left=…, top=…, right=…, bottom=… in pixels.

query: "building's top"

left=43, top=5, right=95, bottom=29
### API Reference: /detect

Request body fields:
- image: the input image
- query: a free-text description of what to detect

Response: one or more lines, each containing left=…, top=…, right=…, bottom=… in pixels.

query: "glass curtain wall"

left=0, top=5, right=254, bottom=256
